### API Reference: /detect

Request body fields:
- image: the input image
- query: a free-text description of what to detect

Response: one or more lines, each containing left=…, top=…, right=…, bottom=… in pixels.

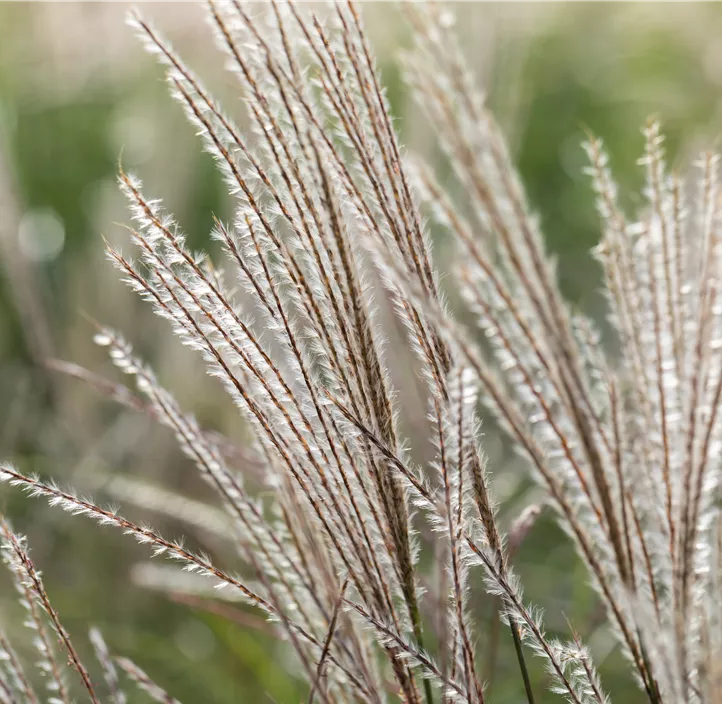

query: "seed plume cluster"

left=2, top=3, right=722, bottom=703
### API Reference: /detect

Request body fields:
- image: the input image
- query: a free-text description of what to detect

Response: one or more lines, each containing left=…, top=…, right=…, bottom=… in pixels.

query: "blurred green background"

left=1, top=2, right=721, bottom=702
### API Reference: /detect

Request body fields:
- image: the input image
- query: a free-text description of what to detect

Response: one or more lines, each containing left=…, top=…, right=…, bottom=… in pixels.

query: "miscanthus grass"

left=2, top=2, right=721, bottom=703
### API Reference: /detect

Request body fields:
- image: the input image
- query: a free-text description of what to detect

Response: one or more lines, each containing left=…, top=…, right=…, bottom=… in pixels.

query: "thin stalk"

left=408, top=594, right=435, bottom=704
left=637, top=631, right=663, bottom=704
left=510, top=622, right=536, bottom=704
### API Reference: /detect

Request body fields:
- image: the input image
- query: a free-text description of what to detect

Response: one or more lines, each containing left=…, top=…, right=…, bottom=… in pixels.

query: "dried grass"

left=2, top=3, right=721, bottom=703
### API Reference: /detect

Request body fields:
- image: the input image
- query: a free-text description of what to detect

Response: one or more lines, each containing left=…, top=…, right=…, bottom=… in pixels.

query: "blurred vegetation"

left=1, top=3, right=722, bottom=702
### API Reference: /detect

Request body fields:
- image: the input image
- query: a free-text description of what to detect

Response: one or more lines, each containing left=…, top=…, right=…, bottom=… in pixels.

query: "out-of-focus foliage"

left=1, top=3, right=721, bottom=701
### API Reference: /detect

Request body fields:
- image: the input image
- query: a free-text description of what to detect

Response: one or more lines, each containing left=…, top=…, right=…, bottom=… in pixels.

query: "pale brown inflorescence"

left=2, top=3, right=722, bottom=704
